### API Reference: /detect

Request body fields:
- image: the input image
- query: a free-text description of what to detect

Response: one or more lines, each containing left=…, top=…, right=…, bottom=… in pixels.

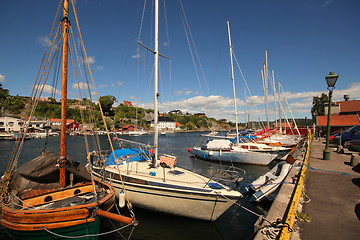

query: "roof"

left=336, top=100, right=360, bottom=113
left=317, top=114, right=360, bottom=127
left=122, top=124, right=134, bottom=129
left=158, top=116, right=174, bottom=122
left=123, top=101, right=133, bottom=106
left=48, top=118, right=74, bottom=123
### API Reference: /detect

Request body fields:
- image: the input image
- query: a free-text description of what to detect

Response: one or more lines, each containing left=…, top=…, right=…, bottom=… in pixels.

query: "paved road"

left=299, top=139, right=360, bottom=240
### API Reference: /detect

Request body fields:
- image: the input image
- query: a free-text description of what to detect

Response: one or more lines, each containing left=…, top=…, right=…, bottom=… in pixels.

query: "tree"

left=99, top=95, right=116, bottom=116
left=311, top=93, right=329, bottom=122
left=0, top=84, right=10, bottom=113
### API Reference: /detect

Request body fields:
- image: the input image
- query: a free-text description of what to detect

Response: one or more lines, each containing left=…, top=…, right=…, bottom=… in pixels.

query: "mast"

left=226, top=20, right=239, bottom=145
left=278, top=81, right=282, bottom=133
left=60, top=0, right=69, bottom=187
left=153, top=0, right=159, bottom=166
left=264, top=50, right=269, bottom=128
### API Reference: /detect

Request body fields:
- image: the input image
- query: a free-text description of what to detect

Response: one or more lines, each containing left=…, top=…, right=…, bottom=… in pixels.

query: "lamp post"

left=323, top=71, right=339, bottom=160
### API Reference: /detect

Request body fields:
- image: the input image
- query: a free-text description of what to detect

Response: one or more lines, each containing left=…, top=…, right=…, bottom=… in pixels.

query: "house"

left=0, top=116, right=23, bottom=132
left=194, top=113, right=206, bottom=117
left=67, top=122, right=79, bottom=132
left=150, top=117, right=176, bottom=130
left=317, top=95, right=360, bottom=136
left=48, top=118, right=74, bottom=126
left=175, top=122, right=183, bottom=129
left=123, top=101, right=133, bottom=107
left=273, top=122, right=293, bottom=129
left=169, top=109, right=182, bottom=115
left=122, top=124, right=135, bottom=131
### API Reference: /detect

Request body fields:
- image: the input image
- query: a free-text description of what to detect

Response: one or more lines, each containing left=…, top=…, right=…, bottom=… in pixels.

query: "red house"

left=122, top=124, right=135, bottom=131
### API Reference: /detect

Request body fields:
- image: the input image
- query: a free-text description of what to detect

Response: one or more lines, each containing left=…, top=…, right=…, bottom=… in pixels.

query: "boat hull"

left=191, top=147, right=277, bottom=165
left=1, top=216, right=101, bottom=240
left=91, top=167, right=240, bottom=221
left=0, top=181, right=116, bottom=240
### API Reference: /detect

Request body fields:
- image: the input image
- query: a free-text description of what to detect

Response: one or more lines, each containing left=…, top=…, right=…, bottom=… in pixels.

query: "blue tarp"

left=105, top=148, right=150, bottom=166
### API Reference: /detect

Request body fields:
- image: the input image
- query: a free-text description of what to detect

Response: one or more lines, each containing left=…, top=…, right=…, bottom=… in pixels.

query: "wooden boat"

left=0, top=1, right=135, bottom=239
left=90, top=2, right=244, bottom=221
left=245, top=162, right=292, bottom=202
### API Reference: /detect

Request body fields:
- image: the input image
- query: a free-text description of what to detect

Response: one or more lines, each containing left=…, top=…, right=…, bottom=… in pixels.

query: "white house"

left=0, top=116, right=23, bottom=132
left=150, top=116, right=176, bottom=130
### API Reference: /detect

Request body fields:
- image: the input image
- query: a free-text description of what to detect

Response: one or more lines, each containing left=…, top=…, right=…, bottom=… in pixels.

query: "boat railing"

left=195, top=166, right=245, bottom=191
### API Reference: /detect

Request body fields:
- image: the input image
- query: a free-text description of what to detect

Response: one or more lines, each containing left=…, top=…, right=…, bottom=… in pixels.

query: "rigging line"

left=71, top=0, right=132, bottom=208
left=178, top=2, right=203, bottom=96
left=178, top=0, right=210, bottom=95
left=68, top=28, right=91, bottom=155
left=279, top=82, right=300, bottom=135
left=8, top=33, right=62, bottom=174
left=27, top=0, right=62, bottom=108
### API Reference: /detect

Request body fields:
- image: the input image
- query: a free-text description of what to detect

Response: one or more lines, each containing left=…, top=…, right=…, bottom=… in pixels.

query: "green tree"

left=311, top=93, right=329, bottom=122
left=0, top=84, right=10, bottom=113
left=99, top=95, right=116, bottom=116
left=3, top=95, right=25, bottom=114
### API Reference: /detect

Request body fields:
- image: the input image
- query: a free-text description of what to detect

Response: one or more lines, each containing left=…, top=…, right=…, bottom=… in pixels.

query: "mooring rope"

left=42, top=221, right=135, bottom=239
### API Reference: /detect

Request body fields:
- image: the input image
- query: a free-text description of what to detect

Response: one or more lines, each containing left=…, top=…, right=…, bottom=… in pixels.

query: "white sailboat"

left=90, top=0, right=243, bottom=221
left=190, top=21, right=280, bottom=165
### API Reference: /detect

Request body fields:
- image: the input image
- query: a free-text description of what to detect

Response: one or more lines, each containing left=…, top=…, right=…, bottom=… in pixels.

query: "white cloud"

left=0, top=74, right=5, bottom=82
left=117, top=81, right=123, bottom=86
left=36, top=84, right=61, bottom=95
left=132, top=53, right=140, bottom=59
left=138, top=82, right=360, bottom=121
left=98, top=84, right=108, bottom=89
left=95, top=66, right=104, bottom=71
left=36, top=36, right=50, bottom=47
left=88, top=56, right=95, bottom=64
left=72, top=82, right=91, bottom=90
left=185, top=90, right=192, bottom=95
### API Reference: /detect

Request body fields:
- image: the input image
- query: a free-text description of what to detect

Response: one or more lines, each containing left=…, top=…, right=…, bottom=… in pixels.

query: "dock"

left=253, top=135, right=360, bottom=239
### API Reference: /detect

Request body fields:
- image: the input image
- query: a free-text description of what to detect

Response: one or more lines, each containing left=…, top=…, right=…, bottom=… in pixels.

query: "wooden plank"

left=1, top=217, right=95, bottom=231
left=1, top=208, right=89, bottom=224
left=22, top=184, right=94, bottom=207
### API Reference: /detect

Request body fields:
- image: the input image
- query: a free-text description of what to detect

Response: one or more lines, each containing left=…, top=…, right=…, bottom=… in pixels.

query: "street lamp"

left=323, top=71, right=339, bottom=160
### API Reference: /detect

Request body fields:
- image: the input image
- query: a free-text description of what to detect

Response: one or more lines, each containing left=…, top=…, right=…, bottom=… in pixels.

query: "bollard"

left=350, top=154, right=360, bottom=167
left=336, top=145, right=344, bottom=154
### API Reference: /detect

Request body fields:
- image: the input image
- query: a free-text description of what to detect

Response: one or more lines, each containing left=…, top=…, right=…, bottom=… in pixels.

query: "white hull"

left=191, top=147, right=278, bottom=165
left=246, top=162, right=292, bottom=202
left=91, top=161, right=241, bottom=221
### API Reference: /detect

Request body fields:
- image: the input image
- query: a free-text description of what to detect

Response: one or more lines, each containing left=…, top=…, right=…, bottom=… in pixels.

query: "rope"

left=220, top=192, right=292, bottom=240
left=259, top=220, right=292, bottom=240
left=42, top=221, right=135, bottom=239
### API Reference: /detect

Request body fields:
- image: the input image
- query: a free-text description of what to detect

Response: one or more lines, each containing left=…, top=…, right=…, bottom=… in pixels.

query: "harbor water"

left=0, top=132, right=277, bottom=240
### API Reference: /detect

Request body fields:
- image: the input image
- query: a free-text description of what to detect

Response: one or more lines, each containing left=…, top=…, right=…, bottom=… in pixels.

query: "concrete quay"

left=253, top=137, right=360, bottom=240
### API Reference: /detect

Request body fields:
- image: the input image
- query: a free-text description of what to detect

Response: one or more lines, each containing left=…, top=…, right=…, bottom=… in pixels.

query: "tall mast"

left=278, top=81, right=282, bottom=133
left=264, top=50, right=269, bottom=127
left=60, top=0, right=69, bottom=187
left=153, top=0, right=159, bottom=166
left=226, top=21, right=239, bottom=145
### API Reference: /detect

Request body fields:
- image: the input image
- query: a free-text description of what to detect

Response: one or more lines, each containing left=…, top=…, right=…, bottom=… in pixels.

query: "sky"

left=0, top=0, right=359, bottom=123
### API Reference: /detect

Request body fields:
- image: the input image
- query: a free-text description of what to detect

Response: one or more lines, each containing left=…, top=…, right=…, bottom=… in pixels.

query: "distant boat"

left=190, top=22, right=281, bottom=166
left=190, top=139, right=279, bottom=165
left=245, top=162, right=292, bottom=202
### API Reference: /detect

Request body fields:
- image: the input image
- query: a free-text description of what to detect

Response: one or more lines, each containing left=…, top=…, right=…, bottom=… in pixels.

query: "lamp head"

left=325, top=71, right=339, bottom=89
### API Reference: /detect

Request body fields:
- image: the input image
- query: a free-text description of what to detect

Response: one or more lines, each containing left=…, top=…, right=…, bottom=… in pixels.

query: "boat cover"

left=10, top=149, right=91, bottom=191
left=105, top=148, right=149, bottom=166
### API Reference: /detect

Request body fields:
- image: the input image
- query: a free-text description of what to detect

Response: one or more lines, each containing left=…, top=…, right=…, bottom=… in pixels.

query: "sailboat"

left=90, top=0, right=244, bottom=221
left=190, top=21, right=281, bottom=165
left=0, top=1, right=135, bottom=239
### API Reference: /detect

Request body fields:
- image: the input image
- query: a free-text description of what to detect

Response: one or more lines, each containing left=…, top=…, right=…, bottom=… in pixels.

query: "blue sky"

left=0, top=0, right=359, bottom=122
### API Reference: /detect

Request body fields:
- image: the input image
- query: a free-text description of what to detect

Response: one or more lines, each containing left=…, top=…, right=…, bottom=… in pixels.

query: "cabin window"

left=8, top=122, right=14, bottom=127
left=0, top=122, right=4, bottom=126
